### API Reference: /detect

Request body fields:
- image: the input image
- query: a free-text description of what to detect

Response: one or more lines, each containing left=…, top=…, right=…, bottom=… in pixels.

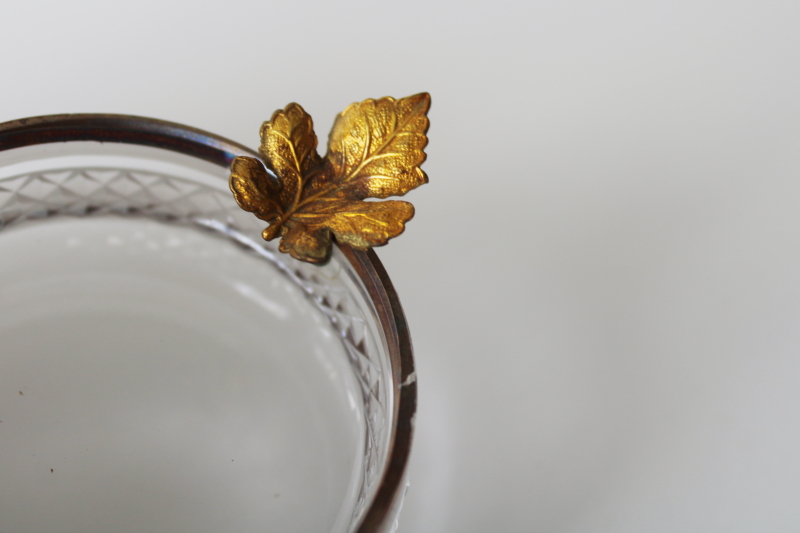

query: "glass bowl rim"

left=0, top=113, right=417, bottom=533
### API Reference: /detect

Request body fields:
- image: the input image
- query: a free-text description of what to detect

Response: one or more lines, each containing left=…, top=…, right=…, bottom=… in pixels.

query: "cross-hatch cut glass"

left=0, top=133, right=412, bottom=533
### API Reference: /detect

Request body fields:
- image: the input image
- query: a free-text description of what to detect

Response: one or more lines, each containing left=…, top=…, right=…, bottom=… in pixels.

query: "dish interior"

left=0, top=143, right=378, bottom=533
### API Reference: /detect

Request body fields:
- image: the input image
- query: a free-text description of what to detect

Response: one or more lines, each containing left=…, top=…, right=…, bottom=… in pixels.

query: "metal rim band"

left=0, top=113, right=417, bottom=533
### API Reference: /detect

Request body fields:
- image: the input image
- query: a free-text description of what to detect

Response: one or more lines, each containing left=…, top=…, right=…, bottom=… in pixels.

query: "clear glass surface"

left=0, top=140, right=404, bottom=533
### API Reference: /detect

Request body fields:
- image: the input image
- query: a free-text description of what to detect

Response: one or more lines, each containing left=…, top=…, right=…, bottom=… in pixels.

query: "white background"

left=3, top=1, right=800, bottom=531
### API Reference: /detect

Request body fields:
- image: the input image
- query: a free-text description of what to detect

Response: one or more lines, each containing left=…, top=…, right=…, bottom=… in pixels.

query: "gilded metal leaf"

left=259, top=103, right=323, bottom=209
left=325, top=93, right=430, bottom=199
left=230, top=156, right=281, bottom=221
left=229, top=93, right=430, bottom=264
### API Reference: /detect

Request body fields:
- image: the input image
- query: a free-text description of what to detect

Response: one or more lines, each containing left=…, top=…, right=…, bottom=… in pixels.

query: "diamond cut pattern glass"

left=0, top=115, right=416, bottom=533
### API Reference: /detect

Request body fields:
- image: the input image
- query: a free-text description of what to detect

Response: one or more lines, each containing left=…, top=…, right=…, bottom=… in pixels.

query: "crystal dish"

left=0, top=115, right=415, bottom=533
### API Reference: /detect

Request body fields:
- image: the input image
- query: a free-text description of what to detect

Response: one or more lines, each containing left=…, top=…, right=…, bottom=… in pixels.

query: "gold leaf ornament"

left=230, top=93, right=430, bottom=264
